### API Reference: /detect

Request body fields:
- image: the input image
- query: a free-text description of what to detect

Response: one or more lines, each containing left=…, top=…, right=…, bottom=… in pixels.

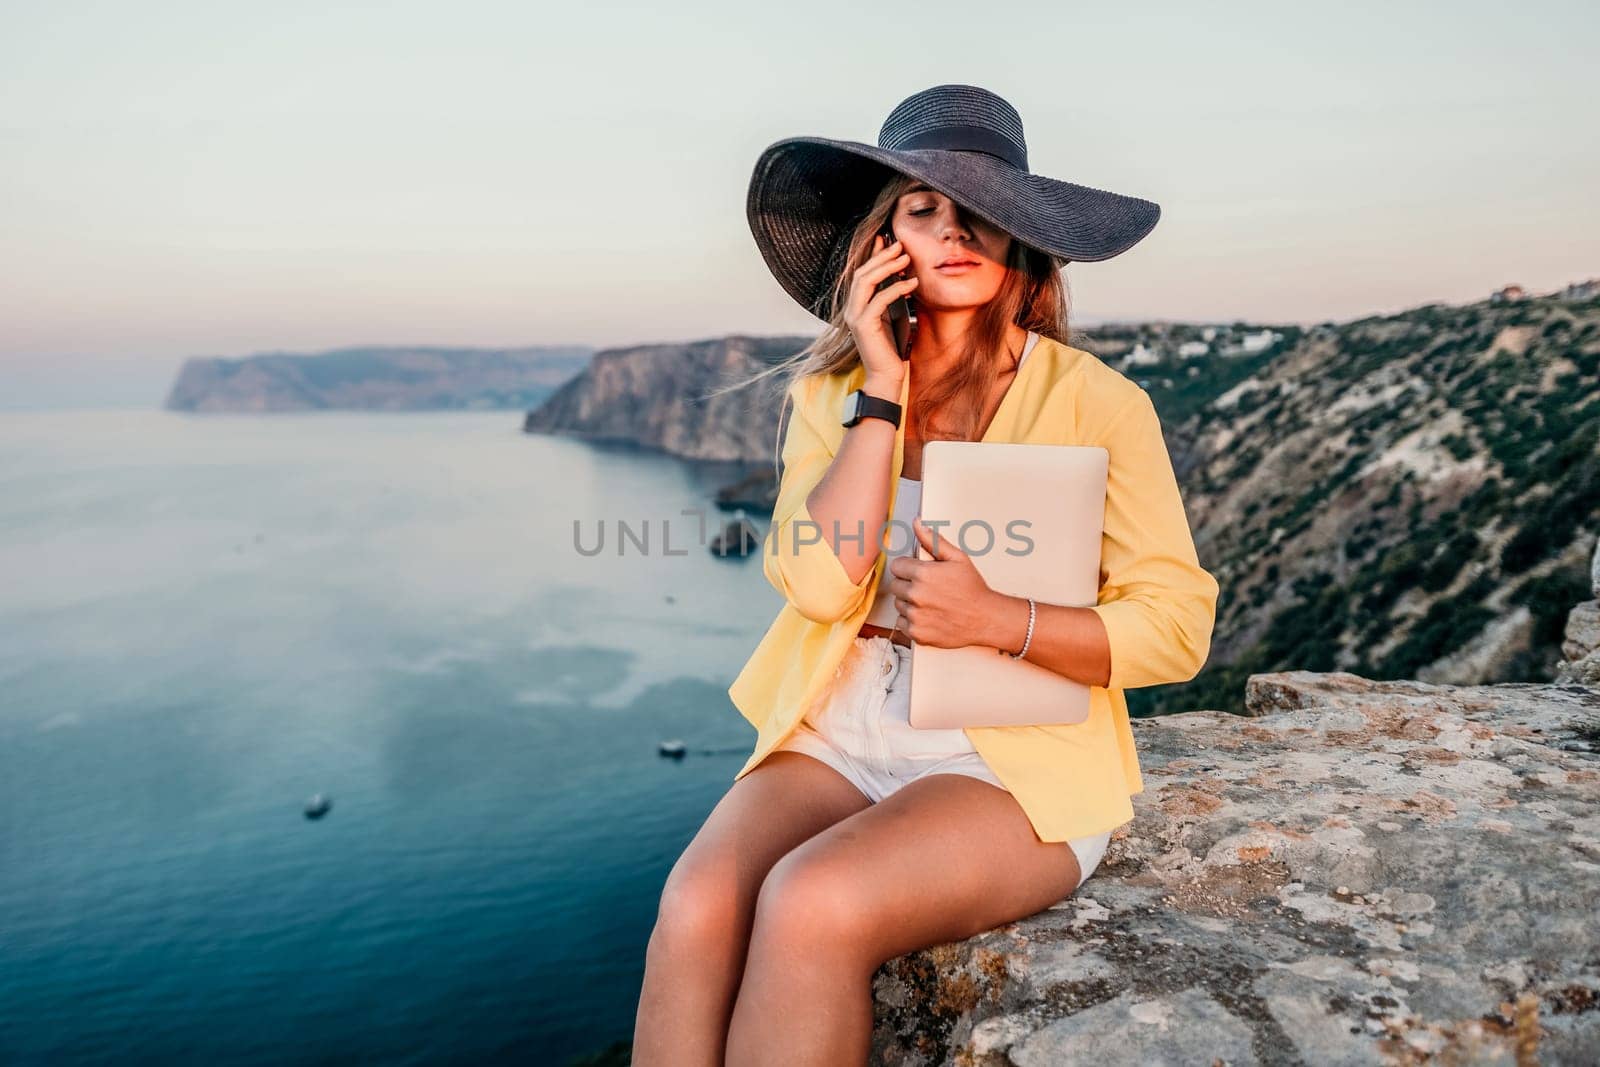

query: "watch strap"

left=845, top=389, right=902, bottom=429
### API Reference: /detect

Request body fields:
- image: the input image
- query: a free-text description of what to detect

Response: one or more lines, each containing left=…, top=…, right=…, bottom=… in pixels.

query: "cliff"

left=522, top=334, right=813, bottom=462
left=164, top=345, right=592, bottom=412
left=867, top=665, right=1600, bottom=1065
left=1157, top=290, right=1600, bottom=716
left=550, top=290, right=1597, bottom=1064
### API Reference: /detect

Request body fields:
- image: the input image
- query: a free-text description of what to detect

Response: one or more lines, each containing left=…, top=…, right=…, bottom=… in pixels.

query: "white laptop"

left=908, top=441, right=1109, bottom=729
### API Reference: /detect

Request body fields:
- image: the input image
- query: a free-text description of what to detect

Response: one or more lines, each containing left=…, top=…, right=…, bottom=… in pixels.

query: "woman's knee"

left=750, top=849, right=875, bottom=956
left=650, top=847, right=750, bottom=957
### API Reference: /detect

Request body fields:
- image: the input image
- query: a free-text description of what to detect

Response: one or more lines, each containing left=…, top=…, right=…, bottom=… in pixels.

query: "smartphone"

left=876, top=226, right=918, bottom=360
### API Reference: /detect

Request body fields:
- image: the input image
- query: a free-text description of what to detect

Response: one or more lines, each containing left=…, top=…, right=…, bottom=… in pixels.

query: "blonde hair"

left=710, top=171, right=1073, bottom=485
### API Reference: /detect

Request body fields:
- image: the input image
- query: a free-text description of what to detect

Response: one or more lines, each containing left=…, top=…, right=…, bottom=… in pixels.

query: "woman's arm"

left=804, top=366, right=905, bottom=585
left=978, top=593, right=1114, bottom=689
left=761, top=368, right=904, bottom=623
left=1080, top=389, right=1220, bottom=689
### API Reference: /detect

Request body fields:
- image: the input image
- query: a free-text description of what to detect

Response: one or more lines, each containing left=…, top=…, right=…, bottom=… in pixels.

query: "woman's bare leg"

left=631, top=751, right=872, bottom=1066
left=724, top=773, right=1082, bottom=1066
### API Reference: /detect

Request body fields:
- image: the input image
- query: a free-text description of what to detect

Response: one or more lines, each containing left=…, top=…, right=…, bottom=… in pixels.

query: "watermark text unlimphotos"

left=572, top=508, right=1036, bottom=557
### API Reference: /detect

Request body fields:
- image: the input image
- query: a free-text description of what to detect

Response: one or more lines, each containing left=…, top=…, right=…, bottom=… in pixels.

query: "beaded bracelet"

left=1009, top=596, right=1036, bottom=660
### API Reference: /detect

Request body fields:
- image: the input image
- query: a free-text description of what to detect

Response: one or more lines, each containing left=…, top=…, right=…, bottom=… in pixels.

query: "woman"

left=634, top=84, right=1219, bottom=1064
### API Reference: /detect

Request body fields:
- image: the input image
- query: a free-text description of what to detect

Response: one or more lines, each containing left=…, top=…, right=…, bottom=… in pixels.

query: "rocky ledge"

left=869, top=671, right=1600, bottom=1065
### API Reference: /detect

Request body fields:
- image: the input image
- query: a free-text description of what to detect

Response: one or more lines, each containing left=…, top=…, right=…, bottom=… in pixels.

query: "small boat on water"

left=657, top=739, right=687, bottom=759
left=304, top=793, right=333, bottom=819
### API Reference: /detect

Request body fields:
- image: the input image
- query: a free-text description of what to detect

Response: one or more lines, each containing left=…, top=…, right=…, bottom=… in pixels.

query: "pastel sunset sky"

left=2, top=0, right=1595, bottom=407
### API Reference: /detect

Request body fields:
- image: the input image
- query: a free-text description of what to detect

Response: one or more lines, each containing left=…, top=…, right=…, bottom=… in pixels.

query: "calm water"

left=0, top=410, right=780, bottom=1065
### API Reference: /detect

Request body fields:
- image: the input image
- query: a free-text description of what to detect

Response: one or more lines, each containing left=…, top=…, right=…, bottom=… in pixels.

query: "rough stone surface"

left=1558, top=602, right=1600, bottom=686
left=868, top=672, right=1600, bottom=1065
left=1558, top=539, right=1600, bottom=686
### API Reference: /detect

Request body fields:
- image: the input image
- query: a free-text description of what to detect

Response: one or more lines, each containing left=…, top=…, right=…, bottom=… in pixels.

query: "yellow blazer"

left=726, top=334, right=1220, bottom=842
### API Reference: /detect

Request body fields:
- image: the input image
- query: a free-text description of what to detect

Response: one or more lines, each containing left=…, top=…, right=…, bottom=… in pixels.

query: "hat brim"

left=746, top=135, right=1161, bottom=320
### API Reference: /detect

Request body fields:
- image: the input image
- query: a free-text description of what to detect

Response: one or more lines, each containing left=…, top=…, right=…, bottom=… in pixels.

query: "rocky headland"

left=522, top=334, right=811, bottom=463
left=165, top=344, right=592, bottom=412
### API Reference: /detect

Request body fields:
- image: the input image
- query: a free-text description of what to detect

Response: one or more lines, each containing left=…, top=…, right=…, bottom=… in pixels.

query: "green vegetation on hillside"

left=1116, top=292, right=1599, bottom=717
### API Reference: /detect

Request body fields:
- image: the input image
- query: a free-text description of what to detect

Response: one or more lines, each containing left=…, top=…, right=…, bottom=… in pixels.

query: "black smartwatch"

left=842, top=389, right=902, bottom=429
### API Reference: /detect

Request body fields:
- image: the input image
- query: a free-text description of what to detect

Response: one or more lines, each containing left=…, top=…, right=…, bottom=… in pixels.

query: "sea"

left=0, top=409, right=782, bottom=1065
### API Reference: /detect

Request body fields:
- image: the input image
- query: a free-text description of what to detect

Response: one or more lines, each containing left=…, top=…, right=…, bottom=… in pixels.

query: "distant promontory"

left=522, top=334, right=814, bottom=462
left=164, top=345, right=593, bottom=412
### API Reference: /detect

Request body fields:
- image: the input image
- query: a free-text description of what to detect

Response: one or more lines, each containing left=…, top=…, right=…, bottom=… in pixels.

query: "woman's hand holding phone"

left=845, top=233, right=917, bottom=397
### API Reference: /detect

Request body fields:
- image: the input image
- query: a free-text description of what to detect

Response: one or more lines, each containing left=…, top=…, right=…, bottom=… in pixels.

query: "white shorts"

left=772, top=635, right=1111, bottom=891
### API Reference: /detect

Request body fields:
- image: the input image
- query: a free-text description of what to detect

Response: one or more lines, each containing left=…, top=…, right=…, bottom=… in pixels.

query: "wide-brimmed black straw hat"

left=746, top=83, right=1161, bottom=320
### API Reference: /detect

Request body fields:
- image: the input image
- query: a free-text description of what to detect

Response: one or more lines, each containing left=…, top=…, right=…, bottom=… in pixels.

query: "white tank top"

left=861, top=331, right=1040, bottom=629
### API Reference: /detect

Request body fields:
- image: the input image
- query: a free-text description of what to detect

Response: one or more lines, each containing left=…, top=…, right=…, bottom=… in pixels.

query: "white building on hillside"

left=1239, top=328, right=1280, bottom=354
left=1126, top=342, right=1161, bottom=366
left=1216, top=328, right=1281, bottom=357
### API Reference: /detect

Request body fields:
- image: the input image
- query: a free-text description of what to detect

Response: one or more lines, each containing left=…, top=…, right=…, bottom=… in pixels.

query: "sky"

left=1, top=0, right=1596, bottom=409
